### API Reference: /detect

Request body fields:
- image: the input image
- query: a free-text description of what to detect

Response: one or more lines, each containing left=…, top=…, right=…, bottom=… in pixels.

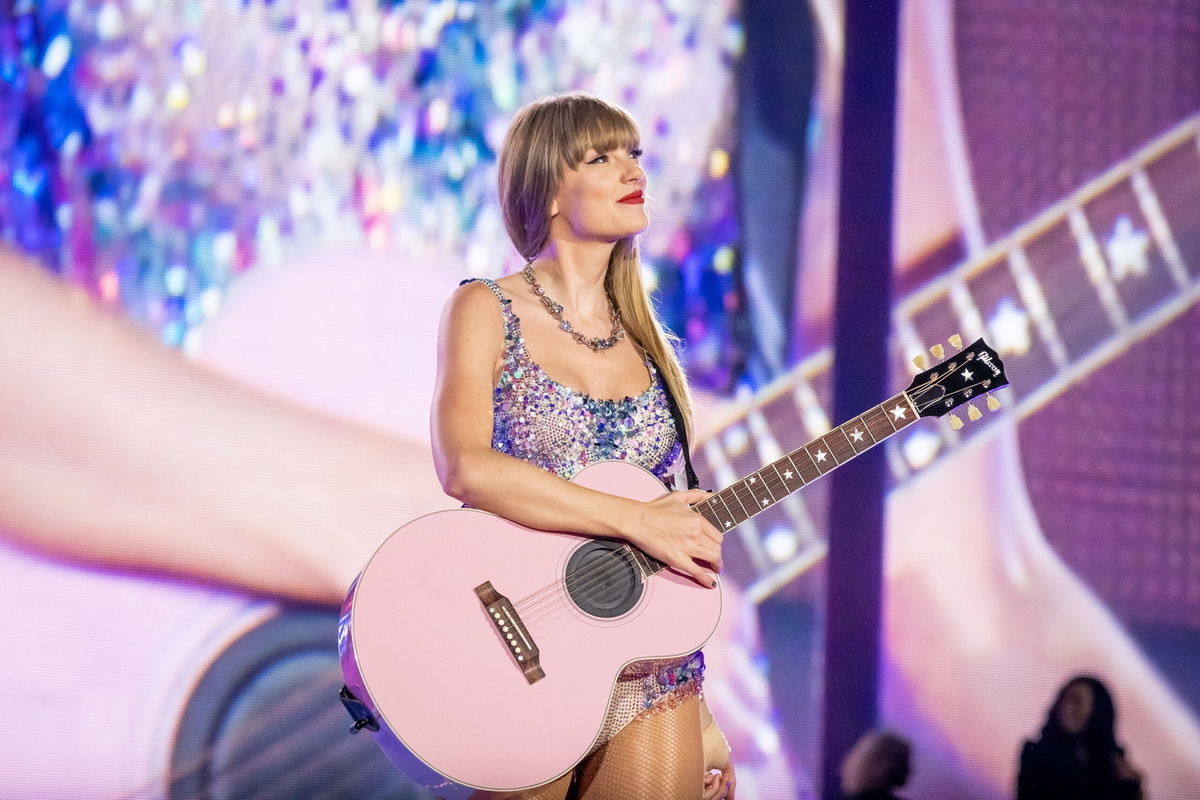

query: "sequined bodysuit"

left=471, top=278, right=705, bottom=747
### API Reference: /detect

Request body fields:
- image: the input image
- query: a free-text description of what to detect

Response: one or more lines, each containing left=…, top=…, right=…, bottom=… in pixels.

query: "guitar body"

left=338, top=460, right=723, bottom=796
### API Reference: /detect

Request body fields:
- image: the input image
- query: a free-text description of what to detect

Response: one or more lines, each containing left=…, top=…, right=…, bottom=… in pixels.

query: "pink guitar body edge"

left=338, top=460, right=723, bottom=797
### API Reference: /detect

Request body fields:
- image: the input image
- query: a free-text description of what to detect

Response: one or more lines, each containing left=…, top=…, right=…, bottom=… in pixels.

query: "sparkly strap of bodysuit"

left=466, top=278, right=704, bottom=744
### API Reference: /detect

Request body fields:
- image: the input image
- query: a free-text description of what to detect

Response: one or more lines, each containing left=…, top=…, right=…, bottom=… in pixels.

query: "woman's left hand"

left=702, top=764, right=735, bottom=800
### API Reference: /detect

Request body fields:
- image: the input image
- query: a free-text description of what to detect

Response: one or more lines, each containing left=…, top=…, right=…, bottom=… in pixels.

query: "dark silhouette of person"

left=839, top=730, right=912, bottom=800
left=1017, top=675, right=1144, bottom=800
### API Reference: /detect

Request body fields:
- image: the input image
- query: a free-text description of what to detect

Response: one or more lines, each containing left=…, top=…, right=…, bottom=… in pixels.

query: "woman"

left=1016, top=675, right=1143, bottom=800
left=431, top=92, right=735, bottom=799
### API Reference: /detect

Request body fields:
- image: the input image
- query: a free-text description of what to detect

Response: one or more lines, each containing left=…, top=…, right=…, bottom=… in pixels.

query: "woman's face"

left=549, top=145, right=648, bottom=245
left=1057, top=681, right=1095, bottom=735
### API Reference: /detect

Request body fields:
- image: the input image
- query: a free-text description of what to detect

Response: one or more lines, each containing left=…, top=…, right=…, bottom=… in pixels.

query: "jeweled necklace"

left=522, top=263, right=626, bottom=352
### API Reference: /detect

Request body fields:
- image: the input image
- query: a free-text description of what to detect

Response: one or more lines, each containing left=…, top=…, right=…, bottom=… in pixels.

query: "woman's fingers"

left=701, top=766, right=736, bottom=800
left=701, top=769, right=723, bottom=800
left=683, top=558, right=718, bottom=588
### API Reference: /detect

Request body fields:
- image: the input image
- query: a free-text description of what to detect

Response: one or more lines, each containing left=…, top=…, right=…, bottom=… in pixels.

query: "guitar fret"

left=865, top=406, right=893, bottom=440
left=749, top=469, right=780, bottom=507
left=773, top=454, right=806, bottom=493
left=761, top=464, right=781, bottom=498
left=1068, top=207, right=1130, bottom=330
left=1008, top=246, right=1070, bottom=370
left=629, top=547, right=656, bottom=576
left=840, top=417, right=873, bottom=453
left=824, top=430, right=855, bottom=464
left=819, top=434, right=843, bottom=465
left=694, top=501, right=723, bottom=531
left=878, top=396, right=914, bottom=433
left=745, top=472, right=776, bottom=511
left=1131, top=169, right=1190, bottom=288
left=804, top=442, right=835, bottom=474
left=722, top=481, right=754, bottom=523
left=791, top=447, right=824, bottom=483
left=707, top=492, right=739, bottom=530
left=767, top=462, right=793, bottom=497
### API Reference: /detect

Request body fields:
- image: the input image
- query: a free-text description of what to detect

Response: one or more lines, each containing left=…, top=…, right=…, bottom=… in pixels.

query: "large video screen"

left=5, top=1, right=1198, bottom=799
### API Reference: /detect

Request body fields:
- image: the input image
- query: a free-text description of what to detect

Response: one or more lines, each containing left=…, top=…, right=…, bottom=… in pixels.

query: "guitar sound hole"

left=564, top=541, right=643, bottom=619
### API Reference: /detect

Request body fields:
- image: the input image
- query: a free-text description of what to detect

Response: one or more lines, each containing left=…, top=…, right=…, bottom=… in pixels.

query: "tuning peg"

left=948, top=333, right=963, bottom=350
left=987, top=394, right=1001, bottom=412
left=912, top=354, right=928, bottom=369
left=967, top=403, right=982, bottom=422
left=948, top=412, right=964, bottom=430
left=930, top=343, right=945, bottom=360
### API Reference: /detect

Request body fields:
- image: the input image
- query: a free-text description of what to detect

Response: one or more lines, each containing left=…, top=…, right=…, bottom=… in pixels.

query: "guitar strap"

left=649, top=358, right=700, bottom=491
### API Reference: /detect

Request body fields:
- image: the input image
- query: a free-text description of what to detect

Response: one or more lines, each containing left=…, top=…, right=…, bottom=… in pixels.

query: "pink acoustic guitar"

left=338, top=338, right=1008, bottom=797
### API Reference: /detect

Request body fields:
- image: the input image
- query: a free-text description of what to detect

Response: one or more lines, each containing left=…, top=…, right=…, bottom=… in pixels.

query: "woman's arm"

left=431, top=281, right=723, bottom=587
left=0, top=250, right=432, bottom=604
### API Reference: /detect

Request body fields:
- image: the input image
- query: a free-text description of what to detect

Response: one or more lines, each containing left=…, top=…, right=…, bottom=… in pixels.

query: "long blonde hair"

left=497, top=92, right=694, bottom=436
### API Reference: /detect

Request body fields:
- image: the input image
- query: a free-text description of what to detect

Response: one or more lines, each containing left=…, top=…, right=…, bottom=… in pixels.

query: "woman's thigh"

left=575, top=695, right=705, bottom=800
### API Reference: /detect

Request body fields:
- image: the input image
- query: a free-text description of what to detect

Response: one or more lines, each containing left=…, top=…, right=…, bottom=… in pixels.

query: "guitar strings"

left=515, top=543, right=646, bottom=625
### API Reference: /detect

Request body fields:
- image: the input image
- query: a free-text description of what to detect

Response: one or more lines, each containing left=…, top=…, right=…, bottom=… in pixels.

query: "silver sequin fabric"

left=469, top=278, right=704, bottom=746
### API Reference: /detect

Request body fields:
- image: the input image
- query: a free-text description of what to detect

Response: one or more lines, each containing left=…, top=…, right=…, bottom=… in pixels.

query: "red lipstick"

left=617, top=190, right=645, bottom=204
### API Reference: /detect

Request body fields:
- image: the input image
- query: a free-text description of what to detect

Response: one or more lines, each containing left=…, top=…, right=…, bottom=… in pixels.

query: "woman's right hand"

left=624, top=488, right=723, bottom=587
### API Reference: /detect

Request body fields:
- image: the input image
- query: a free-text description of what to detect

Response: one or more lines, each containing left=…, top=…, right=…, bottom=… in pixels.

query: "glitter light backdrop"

left=5, top=1, right=1200, bottom=800
left=0, top=1, right=825, bottom=798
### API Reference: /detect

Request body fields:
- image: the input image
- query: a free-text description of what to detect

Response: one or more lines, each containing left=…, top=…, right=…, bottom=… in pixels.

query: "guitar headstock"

left=905, top=337, right=1009, bottom=429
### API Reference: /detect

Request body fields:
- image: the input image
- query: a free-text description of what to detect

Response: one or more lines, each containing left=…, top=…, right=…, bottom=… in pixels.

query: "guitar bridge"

left=475, top=581, right=545, bottom=684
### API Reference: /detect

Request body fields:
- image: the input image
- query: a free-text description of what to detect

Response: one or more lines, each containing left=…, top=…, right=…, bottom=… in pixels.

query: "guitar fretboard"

left=694, top=394, right=916, bottom=531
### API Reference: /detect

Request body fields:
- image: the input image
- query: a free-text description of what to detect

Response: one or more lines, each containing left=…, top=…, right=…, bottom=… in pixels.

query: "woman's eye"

left=630, top=149, right=643, bottom=159
left=587, top=154, right=608, bottom=164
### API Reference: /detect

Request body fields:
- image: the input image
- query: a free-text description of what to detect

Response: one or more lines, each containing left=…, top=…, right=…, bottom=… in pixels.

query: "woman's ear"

left=549, top=198, right=559, bottom=217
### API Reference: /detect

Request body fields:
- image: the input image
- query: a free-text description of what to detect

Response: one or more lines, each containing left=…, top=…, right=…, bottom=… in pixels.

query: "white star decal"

left=961, top=368, right=974, bottom=381
left=815, top=449, right=827, bottom=462
left=1105, top=214, right=1150, bottom=282
left=724, top=520, right=732, bottom=528
left=783, top=470, right=794, bottom=480
left=989, top=297, right=1031, bottom=356
left=851, top=429, right=864, bottom=442
left=761, top=497, right=770, bottom=507
left=890, top=405, right=908, bottom=420
left=748, top=476, right=757, bottom=484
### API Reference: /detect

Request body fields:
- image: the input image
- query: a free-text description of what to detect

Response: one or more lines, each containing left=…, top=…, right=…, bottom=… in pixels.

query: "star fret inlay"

left=890, top=404, right=908, bottom=421
left=815, top=449, right=827, bottom=462
left=851, top=428, right=864, bottom=442
left=783, top=470, right=794, bottom=480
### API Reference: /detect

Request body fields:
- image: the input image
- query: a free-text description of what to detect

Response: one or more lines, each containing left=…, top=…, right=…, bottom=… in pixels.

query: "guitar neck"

left=694, top=393, right=917, bottom=533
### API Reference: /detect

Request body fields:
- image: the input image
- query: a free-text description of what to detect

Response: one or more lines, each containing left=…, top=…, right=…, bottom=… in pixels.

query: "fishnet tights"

left=469, top=695, right=705, bottom=800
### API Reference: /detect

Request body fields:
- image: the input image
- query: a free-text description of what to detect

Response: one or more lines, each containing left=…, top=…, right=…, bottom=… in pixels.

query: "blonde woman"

left=432, top=92, right=735, bottom=799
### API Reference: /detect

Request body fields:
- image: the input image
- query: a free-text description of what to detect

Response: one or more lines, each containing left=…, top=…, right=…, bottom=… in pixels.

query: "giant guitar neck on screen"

left=709, top=112, right=1200, bottom=603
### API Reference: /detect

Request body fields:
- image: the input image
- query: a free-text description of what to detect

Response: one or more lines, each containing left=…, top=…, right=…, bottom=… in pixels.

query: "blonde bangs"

left=562, top=101, right=641, bottom=166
